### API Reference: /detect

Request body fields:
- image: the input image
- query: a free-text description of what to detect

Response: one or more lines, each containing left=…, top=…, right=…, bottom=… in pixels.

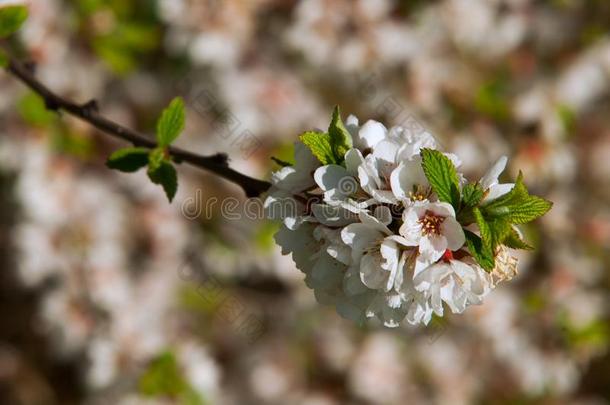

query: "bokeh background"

left=1, top=0, right=610, bottom=404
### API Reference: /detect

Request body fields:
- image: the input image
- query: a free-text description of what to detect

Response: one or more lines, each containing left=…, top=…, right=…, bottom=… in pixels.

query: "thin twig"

left=4, top=58, right=272, bottom=197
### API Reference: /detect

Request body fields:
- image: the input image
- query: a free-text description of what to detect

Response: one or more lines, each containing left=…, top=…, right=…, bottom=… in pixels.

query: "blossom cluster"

left=265, top=108, right=550, bottom=327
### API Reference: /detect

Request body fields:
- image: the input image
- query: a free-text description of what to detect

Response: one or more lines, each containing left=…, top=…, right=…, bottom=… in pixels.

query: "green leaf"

left=300, top=131, right=336, bottom=165
left=473, top=207, right=491, bottom=246
left=0, top=49, right=7, bottom=68
left=481, top=172, right=552, bottom=224
left=0, top=5, right=28, bottom=38
left=461, top=182, right=484, bottom=208
left=473, top=207, right=512, bottom=259
left=464, top=230, right=495, bottom=271
left=148, top=151, right=178, bottom=202
left=504, top=227, right=534, bottom=250
left=300, top=107, right=355, bottom=165
left=156, top=97, right=185, bottom=147
left=420, top=148, right=461, bottom=209
left=328, top=105, right=353, bottom=160
left=148, top=147, right=165, bottom=171
left=106, top=147, right=150, bottom=172
left=488, top=218, right=512, bottom=250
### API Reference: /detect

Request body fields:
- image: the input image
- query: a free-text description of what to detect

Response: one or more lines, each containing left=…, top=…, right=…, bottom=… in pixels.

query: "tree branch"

left=4, top=58, right=272, bottom=198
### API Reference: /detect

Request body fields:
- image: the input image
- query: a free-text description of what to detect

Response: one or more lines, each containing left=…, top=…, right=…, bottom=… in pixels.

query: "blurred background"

left=1, top=0, right=610, bottom=404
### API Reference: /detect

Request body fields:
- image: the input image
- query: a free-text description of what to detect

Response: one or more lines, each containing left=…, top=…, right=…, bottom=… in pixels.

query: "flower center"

left=418, top=211, right=445, bottom=236
left=409, top=184, right=430, bottom=202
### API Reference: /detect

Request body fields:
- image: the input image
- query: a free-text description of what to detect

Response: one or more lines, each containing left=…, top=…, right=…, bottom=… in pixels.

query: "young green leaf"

left=300, top=131, right=336, bottom=165
left=464, top=230, right=495, bottom=271
left=481, top=172, right=552, bottom=224
left=504, top=227, right=534, bottom=250
left=461, top=182, right=484, bottom=208
left=148, top=147, right=166, bottom=172
left=148, top=159, right=178, bottom=202
left=156, top=97, right=185, bottom=147
left=473, top=207, right=491, bottom=246
left=0, top=5, right=28, bottom=38
left=328, top=105, right=353, bottom=160
left=488, top=219, right=512, bottom=250
left=473, top=207, right=512, bottom=257
left=420, top=148, right=461, bottom=209
left=107, top=147, right=150, bottom=172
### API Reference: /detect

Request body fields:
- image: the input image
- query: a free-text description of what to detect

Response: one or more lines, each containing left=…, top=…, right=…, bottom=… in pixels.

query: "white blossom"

left=268, top=113, right=528, bottom=327
left=414, top=257, right=492, bottom=317
left=399, top=202, right=465, bottom=273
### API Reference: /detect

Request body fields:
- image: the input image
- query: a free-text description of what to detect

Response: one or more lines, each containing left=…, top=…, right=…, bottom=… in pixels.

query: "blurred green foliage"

left=0, top=4, right=28, bottom=38
left=556, top=104, right=576, bottom=137
left=254, top=220, right=280, bottom=252
left=475, top=76, right=511, bottom=122
left=17, top=92, right=56, bottom=127
left=139, top=351, right=207, bottom=405
left=17, top=92, right=93, bottom=158
left=73, top=0, right=161, bottom=74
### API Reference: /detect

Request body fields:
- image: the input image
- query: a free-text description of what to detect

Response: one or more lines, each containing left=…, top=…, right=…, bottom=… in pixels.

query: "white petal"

left=406, top=300, right=433, bottom=325
left=373, top=205, right=392, bottom=226
left=264, top=190, right=303, bottom=222
left=419, top=235, right=447, bottom=264
left=372, top=189, right=398, bottom=204
left=284, top=214, right=315, bottom=230
left=345, top=114, right=359, bottom=137
left=312, top=204, right=355, bottom=227
left=390, top=159, right=428, bottom=201
left=343, top=266, right=369, bottom=296
left=356, top=120, right=387, bottom=149
left=293, top=141, right=320, bottom=170
left=274, top=223, right=318, bottom=273
left=372, top=139, right=399, bottom=163
left=366, top=292, right=408, bottom=327
left=386, top=235, right=413, bottom=247
left=309, top=252, right=345, bottom=289
left=327, top=243, right=351, bottom=265
left=399, top=208, right=423, bottom=245
left=396, top=131, right=437, bottom=160
left=413, top=255, right=432, bottom=279
left=344, top=148, right=364, bottom=175
left=441, top=216, right=465, bottom=251
left=483, top=183, right=515, bottom=202
left=427, top=201, right=456, bottom=218
left=358, top=161, right=381, bottom=192
left=358, top=210, right=392, bottom=235
left=336, top=291, right=374, bottom=324
left=480, top=156, right=508, bottom=190
left=360, top=253, right=388, bottom=289
left=380, top=238, right=400, bottom=272
left=314, top=165, right=349, bottom=191
left=341, top=223, right=383, bottom=262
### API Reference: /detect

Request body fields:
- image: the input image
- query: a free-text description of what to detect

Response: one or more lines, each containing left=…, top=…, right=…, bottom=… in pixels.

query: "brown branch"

left=4, top=58, right=272, bottom=198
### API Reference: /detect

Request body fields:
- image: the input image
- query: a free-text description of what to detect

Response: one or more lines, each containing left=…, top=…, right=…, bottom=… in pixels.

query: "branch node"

left=44, top=98, right=60, bottom=112
left=211, top=153, right=229, bottom=166
left=82, top=99, right=99, bottom=114
left=23, top=61, right=37, bottom=74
